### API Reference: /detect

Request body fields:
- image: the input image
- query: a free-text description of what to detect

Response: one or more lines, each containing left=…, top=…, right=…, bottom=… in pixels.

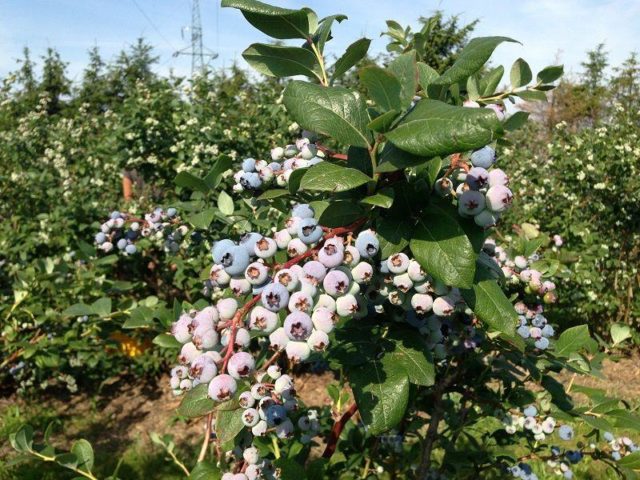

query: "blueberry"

left=167, top=207, right=177, bottom=217
left=208, top=374, right=238, bottom=401
left=212, top=239, right=235, bottom=263
left=254, top=237, right=277, bottom=258
left=307, top=329, right=329, bottom=351
left=95, top=232, right=107, bottom=244
left=323, top=270, right=351, bottom=297
left=517, top=325, right=531, bottom=339
left=489, top=168, right=509, bottom=187
left=125, top=244, right=137, bottom=255
left=249, top=306, right=279, bottom=333
left=285, top=341, right=311, bottom=362
left=458, top=190, right=486, bottom=216
left=474, top=210, right=499, bottom=228
left=470, top=146, right=496, bottom=168
left=244, top=262, right=269, bottom=285
left=221, top=245, right=251, bottom=276
left=117, top=238, right=128, bottom=250
left=284, top=311, right=313, bottom=341
left=297, top=218, right=323, bottom=244
left=466, top=167, right=490, bottom=190
left=265, top=404, right=288, bottom=426
left=242, top=158, right=256, bottom=172
left=228, top=352, right=255, bottom=379
left=387, top=253, right=410, bottom=274
left=523, top=405, right=538, bottom=417
left=240, top=172, right=262, bottom=190
left=355, top=230, right=379, bottom=259
left=485, top=185, right=513, bottom=213
left=292, top=204, right=315, bottom=219
left=558, top=425, right=574, bottom=441
left=261, top=283, right=290, bottom=312
left=288, top=291, right=314, bottom=313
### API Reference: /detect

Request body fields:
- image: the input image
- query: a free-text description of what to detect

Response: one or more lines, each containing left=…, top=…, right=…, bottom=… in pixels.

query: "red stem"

left=322, top=403, right=358, bottom=458
left=221, top=294, right=261, bottom=372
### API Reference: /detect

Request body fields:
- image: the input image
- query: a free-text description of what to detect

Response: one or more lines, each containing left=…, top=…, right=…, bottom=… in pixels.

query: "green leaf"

left=385, top=329, right=435, bottom=386
left=510, top=58, right=532, bottom=88
left=71, top=439, right=94, bottom=473
left=188, top=208, right=216, bottom=229
left=178, top=384, right=216, bottom=418
left=387, top=51, right=417, bottom=109
left=555, top=325, right=596, bottom=357
left=481, top=66, right=504, bottom=95
left=300, top=162, right=371, bottom=192
left=204, top=156, right=232, bottom=189
left=283, top=81, right=372, bottom=148
left=123, top=306, right=153, bottom=329
left=242, top=44, right=320, bottom=80
left=376, top=143, right=428, bottom=173
left=349, top=357, right=409, bottom=435
left=461, top=266, right=517, bottom=336
left=331, top=38, right=371, bottom=81
left=417, top=62, right=439, bottom=91
left=537, top=65, right=564, bottom=84
left=62, top=303, right=94, bottom=317
left=359, top=67, right=402, bottom=111
left=287, top=168, right=307, bottom=194
left=221, top=0, right=317, bottom=40
left=503, top=111, right=530, bottom=131
left=175, top=171, right=209, bottom=193
left=386, top=99, right=502, bottom=157
left=611, top=323, right=632, bottom=346
left=314, top=14, right=348, bottom=52
left=257, top=189, right=289, bottom=200
left=189, top=461, right=222, bottom=480
left=618, top=452, right=640, bottom=470
left=608, top=409, right=640, bottom=432
left=367, top=110, right=400, bottom=133
left=91, top=297, right=112, bottom=317
left=580, top=414, right=613, bottom=432
left=429, top=37, right=518, bottom=92
left=9, top=425, right=33, bottom=452
left=516, top=90, right=547, bottom=102
left=217, top=191, right=234, bottom=216
left=153, top=333, right=182, bottom=349
left=55, top=453, right=78, bottom=469
left=215, top=407, right=245, bottom=444
left=361, top=188, right=395, bottom=209
left=377, top=217, right=412, bottom=259
left=316, top=201, right=363, bottom=227
left=410, top=205, right=476, bottom=288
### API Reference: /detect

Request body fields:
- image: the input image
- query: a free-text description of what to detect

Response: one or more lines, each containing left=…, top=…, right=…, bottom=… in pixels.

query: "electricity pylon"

left=174, top=0, right=218, bottom=77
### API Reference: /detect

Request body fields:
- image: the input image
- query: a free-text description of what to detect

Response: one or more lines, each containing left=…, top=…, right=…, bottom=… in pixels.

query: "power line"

left=129, top=0, right=176, bottom=52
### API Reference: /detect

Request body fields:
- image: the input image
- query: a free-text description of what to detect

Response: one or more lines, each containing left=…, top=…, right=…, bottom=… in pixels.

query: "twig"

left=322, top=402, right=358, bottom=458
left=197, top=412, right=213, bottom=463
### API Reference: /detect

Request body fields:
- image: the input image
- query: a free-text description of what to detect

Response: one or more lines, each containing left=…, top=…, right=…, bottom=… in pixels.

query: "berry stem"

left=197, top=412, right=213, bottom=463
left=221, top=294, right=261, bottom=373
left=322, top=402, right=358, bottom=459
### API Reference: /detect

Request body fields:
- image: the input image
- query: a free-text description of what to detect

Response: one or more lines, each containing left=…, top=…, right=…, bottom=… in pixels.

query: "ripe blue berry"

left=261, top=283, right=289, bottom=312
left=523, top=405, right=538, bottom=417
left=474, top=210, right=499, bottom=229
left=240, top=172, right=262, bottom=190
left=292, top=204, right=314, bottom=219
left=458, top=190, right=486, bottom=216
left=297, top=218, right=323, bottom=244
left=239, top=232, right=263, bottom=255
left=242, top=158, right=257, bottom=172
left=355, top=230, right=379, bottom=258
left=470, top=146, right=496, bottom=168
left=220, top=245, right=251, bottom=276
left=212, top=239, right=235, bottom=263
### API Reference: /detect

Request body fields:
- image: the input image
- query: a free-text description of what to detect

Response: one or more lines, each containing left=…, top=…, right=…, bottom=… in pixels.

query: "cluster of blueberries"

left=514, top=303, right=555, bottom=350
left=94, top=207, right=186, bottom=255
left=232, top=138, right=325, bottom=193
left=222, top=443, right=277, bottom=480
left=435, top=146, right=513, bottom=228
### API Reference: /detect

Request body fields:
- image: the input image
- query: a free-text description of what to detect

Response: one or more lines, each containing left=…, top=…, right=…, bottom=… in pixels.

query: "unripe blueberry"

left=433, top=296, right=455, bottom=316
left=292, top=203, right=314, bottom=219
left=192, top=326, right=219, bottom=350
left=261, top=283, right=289, bottom=312
left=488, top=168, right=509, bottom=187
left=248, top=306, right=278, bottom=333
left=227, top=352, right=255, bottom=379
left=178, top=342, right=200, bottom=364
left=190, top=355, right=218, bottom=382
left=274, top=375, right=293, bottom=394
left=470, top=146, right=496, bottom=168
left=336, top=294, right=359, bottom=317
left=243, top=446, right=260, bottom=465
left=230, top=278, right=252, bottom=296
left=303, top=260, right=327, bottom=284
left=210, top=264, right=231, bottom=287
left=458, top=190, right=486, bottom=216
left=323, top=270, right=351, bottom=297
left=244, top=262, right=269, bottom=285
left=407, top=260, right=426, bottom=282
left=271, top=147, right=284, bottom=160
left=387, top=253, right=410, bottom=274
left=288, top=291, right=314, bottom=313
left=285, top=341, right=311, bottom=362
left=474, top=210, right=499, bottom=228
left=239, top=391, right=255, bottom=408
left=208, top=374, right=237, bottom=401
left=217, top=298, right=239, bottom=320
left=284, top=312, right=313, bottom=341
left=171, top=317, right=192, bottom=344
left=274, top=229, right=292, bottom=249
left=318, top=241, right=345, bottom=268
left=269, top=327, right=289, bottom=350
left=234, top=328, right=251, bottom=349
left=254, top=237, right=277, bottom=259
left=435, top=177, right=454, bottom=197
left=411, top=293, right=434, bottom=315
left=297, top=218, right=323, bottom=244
left=351, top=262, right=374, bottom=284
left=267, top=365, right=282, bottom=379
left=343, top=245, right=361, bottom=266
left=287, top=238, right=308, bottom=256
left=485, top=185, right=513, bottom=213
left=315, top=294, right=336, bottom=312
left=312, top=307, right=337, bottom=333
left=251, top=419, right=268, bottom=437
left=466, top=167, right=490, bottom=190
left=242, top=408, right=260, bottom=427
left=355, top=230, right=379, bottom=258
left=307, top=330, right=329, bottom=351
left=300, top=143, right=317, bottom=160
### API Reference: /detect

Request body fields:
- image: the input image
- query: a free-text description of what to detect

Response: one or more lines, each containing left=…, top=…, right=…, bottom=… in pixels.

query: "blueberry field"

left=1, top=1, right=640, bottom=479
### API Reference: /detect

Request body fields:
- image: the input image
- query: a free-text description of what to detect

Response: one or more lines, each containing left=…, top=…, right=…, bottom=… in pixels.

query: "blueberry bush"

left=8, top=1, right=640, bottom=479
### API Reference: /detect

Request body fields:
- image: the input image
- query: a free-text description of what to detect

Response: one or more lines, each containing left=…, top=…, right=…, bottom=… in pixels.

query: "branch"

left=322, top=402, right=358, bottom=458
left=197, top=412, right=213, bottom=463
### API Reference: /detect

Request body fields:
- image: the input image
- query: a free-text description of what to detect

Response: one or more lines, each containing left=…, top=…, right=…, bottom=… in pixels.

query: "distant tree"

left=40, top=48, right=70, bottom=115
left=77, top=46, right=110, bottom=111
left=610, top=52, right=640, bottom=113
left=107, top=38, right=160, bottom=100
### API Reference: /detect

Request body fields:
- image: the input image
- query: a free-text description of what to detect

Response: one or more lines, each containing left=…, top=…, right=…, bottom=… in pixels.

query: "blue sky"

left=1, top=0, right=639, bottom=83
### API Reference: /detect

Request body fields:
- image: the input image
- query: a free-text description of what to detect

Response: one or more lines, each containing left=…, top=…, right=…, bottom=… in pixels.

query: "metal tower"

left=174, top=0, right=218, bottom=77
